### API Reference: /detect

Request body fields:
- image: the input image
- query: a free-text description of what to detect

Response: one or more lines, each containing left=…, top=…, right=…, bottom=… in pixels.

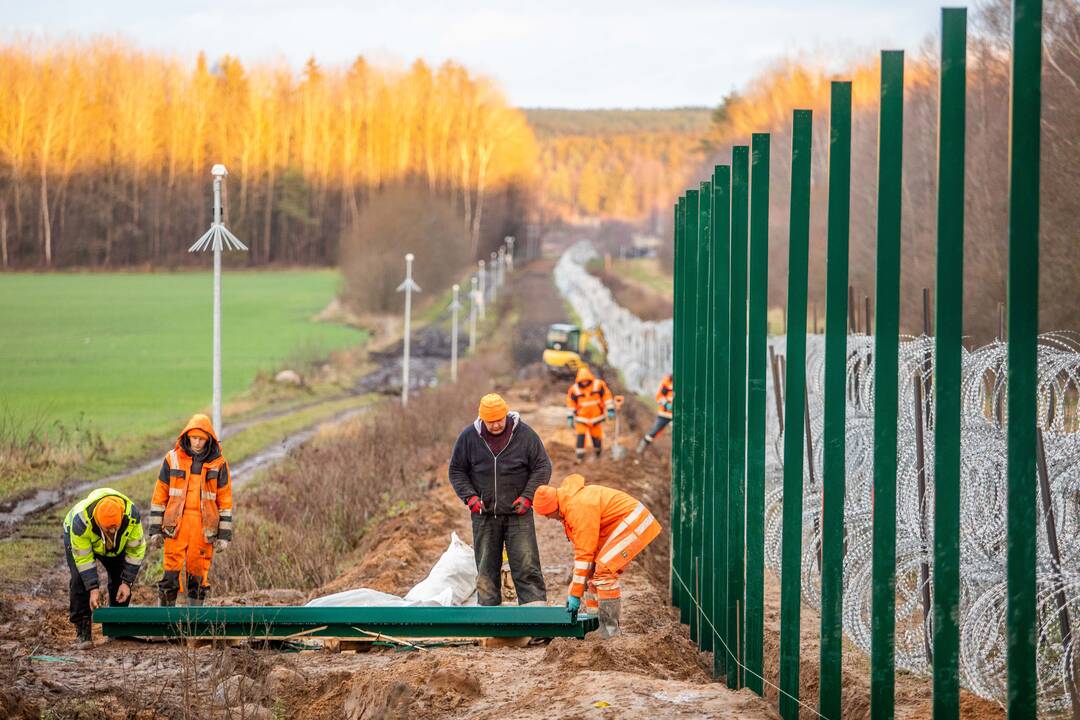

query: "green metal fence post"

left=745, top=133, right=771, bottom=697
left=681, top=189, right=699, bottom=629
left=672, top=196, right=685, bottom=610
left=698, top=180, right=715, bottom=653
left=871, top=50, right=904, bottom=720
left=779, top=109, right=813, bottom=720
left=932, top=9, right=966, bottom=720
left=820, top=80, right=853, bottom=720
left=1006, top=0, right=1041, bottom=716
left=711, top=165, right=732, bottom=674
left=728, top=146, right=750, bottom=690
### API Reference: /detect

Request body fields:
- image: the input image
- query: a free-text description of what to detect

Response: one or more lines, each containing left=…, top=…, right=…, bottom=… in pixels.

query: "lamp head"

left=211, top=164, right=228, bottom=177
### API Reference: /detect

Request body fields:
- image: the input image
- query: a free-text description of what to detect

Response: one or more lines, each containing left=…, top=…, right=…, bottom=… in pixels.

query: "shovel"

left=610, top=395, right=627, bottom=461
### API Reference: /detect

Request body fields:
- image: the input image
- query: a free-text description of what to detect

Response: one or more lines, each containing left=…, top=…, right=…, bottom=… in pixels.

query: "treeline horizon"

left=0, top=39, right=536, bottom=269
left=693, top=0, right=1080, bottom=339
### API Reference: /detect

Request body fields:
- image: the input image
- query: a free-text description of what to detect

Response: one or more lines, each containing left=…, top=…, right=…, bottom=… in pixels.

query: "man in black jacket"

left=448, top=393, right=550, bottom=605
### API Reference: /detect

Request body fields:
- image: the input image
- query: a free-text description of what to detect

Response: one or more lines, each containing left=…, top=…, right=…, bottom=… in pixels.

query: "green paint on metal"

left=671, top=198, right=684, bottom=610
left=820, top=79, right=852, bottom=720
left=682, top=189, right=700, bottom=634
left=711, top=165, right=732, bottom=675
left=95, top=605, right=598, bottom=639
left=745, top=132, right=770, bottom=697
left=933, top=10, right=966, bottom=720
left=728, top=146, right=750, bottom=691
left=779, top=109, right=813, bottom=720
left=871, top=49, right=904, bottom=720
left=1006, top=0, right=1041, bottom=716
left=697, top=179, right=714, bottom=653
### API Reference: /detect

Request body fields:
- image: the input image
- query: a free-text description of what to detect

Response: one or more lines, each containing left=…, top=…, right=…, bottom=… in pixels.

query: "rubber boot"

left=636, top=438, right=649, bottom=455
left=158, top=589, right=177, bottom=607
left=74, top=620, right=93, bottom=650
left=575, top=449, right=585, bottom=464
left=598, top=598, right=621, bottom=639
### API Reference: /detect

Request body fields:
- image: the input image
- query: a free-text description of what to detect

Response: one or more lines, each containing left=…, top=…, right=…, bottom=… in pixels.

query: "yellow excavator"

left=542, top=323, right=607, bottom=376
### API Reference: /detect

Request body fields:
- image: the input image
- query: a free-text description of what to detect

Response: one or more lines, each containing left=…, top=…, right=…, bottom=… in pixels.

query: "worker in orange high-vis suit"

left=147, top=414, right=233, bottom=606
left=565, top=366, right=614, bottom=463
left=533, top=473, right=661, bottom=638
left=637, top=372, right=674, bottom=455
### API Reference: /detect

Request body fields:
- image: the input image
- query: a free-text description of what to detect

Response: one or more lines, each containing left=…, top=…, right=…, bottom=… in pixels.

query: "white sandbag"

left=305, top=532, right=477, bottom=607
left=403, top=532, right=477, bottom=606
left=305, top=588, right=411, bottom=607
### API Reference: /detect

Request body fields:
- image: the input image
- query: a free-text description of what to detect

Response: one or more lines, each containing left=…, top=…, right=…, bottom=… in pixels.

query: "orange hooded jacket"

left=149, top=414, right=233, bottom=542
left=554, top=474, right=662, bottom=597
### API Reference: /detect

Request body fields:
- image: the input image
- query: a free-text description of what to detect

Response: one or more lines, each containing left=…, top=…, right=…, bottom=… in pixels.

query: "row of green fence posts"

left=668, top=1, right=1042, bottom=718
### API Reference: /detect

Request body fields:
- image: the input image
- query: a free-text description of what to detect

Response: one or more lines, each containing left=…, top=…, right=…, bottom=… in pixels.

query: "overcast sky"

left=8, top=0, right=952, bottom=108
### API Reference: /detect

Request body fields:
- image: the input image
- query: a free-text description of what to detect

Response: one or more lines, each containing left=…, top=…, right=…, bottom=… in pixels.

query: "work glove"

left=566, top=595, right=581, bottom=614
left=214, top=538, right=230, bottom=552
left=664, top=401, right=673, bottom=412
left=607, top=408, right=616, bottom=420
left=467, top=496, right=485, bottom=514
left=566, top=415, right=575, bottom=429
left=148, top=533, right=164, bottom=550
left=511, top=496, right=531, bottom=515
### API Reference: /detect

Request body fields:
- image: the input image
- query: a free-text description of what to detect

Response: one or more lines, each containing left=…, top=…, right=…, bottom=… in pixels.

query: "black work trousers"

left=64, top=533, right=129, bottom=627
left=470, top=512, right=547, bottom=605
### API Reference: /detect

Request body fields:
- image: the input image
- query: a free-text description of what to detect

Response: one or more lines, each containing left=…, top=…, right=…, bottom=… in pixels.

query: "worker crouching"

left=63, top=488, right=146, bottom=649
left=533, top=474, right=661, bottom=638
left=148, top=414, right=233, bottom=606
left=566, top=366, right=614, bottom=462
left=637, top=372, right=674, bottom=455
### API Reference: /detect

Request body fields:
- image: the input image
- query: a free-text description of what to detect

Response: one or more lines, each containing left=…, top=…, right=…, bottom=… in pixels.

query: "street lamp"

left=188, top=164, right=248, bottom=433
left=396, top=253, right=421, bottom=407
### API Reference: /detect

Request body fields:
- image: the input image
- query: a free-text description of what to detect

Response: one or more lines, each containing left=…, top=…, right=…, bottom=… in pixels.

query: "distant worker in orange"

left=147, top=414, right=233, bottom=606
left=637, top=372, right=674, bottom=455
left=533, top=474, right=662, bottom=638
left=565, top=366, right=614, bottom=462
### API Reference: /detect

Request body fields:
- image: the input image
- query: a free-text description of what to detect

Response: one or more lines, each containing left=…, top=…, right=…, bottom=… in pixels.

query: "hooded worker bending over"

left=637, top=372, right=674, bottom=455
left=63, top=488, right=145, bottom=648
left=533, top=474, right=661, bottom=638
left=566, top=366, right=614, bottom=462
left=148, top=413, right=233, bottom=606
left=449, top=393, right=551, bottom=606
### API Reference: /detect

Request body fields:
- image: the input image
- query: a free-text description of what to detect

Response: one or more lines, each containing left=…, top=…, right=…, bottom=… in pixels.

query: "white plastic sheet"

left=306, top=532, right=478, bottom=607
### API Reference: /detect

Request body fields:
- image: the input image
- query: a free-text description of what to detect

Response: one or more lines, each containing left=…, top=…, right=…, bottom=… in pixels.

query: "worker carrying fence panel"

left=565, top=366, right=615, bottom=462
left=147, top=413, right=233, bottom=606
left=637, top=372, right=674, bottom=455
left=448, top=393, right=550, bottom=606
left=63, top=488, right=145, bottom=649
left=533, top=473, right=661, bottom=638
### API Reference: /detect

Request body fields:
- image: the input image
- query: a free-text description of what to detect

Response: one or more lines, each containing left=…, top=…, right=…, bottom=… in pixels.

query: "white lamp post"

left=188, top=164, right=248, bottom=433
left=477, top=260, right=486, bottom=320
left=396, top=253, right=421, bottom=407
left=489, top=252, right=498, bottom=304
left=449, top=283, right=461, bottom=382
left=505, top=236, right=515, bottom=272
left=469, top=275, right=479, bottom=353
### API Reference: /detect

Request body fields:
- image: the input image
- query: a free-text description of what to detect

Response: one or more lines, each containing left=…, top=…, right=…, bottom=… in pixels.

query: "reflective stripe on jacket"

left=566, top=378, right=614, bottom=426
left=655, top=374, right=674, bottom=419
left=149, top=414, right=233, bottom=542
left=554, top=474, right=661, bottom=598
left=63, top=488, right=146, bottom=590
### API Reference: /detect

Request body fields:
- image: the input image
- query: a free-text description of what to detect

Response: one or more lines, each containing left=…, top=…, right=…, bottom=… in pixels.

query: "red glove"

left=467, top=496, right=484, bottom=514
left=511, top=496, right=532, bottom=515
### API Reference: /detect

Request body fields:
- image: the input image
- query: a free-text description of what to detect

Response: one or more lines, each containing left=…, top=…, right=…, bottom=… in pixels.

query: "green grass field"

left=0, top=270, right=366, bottom=442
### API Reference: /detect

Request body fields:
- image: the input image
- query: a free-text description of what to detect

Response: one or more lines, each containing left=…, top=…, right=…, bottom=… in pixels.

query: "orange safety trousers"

left=576, top=501, right=661, bottom=608
left=574, top=422, right=604, bottom=441
left=164, top=510, right=214, bottom=591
